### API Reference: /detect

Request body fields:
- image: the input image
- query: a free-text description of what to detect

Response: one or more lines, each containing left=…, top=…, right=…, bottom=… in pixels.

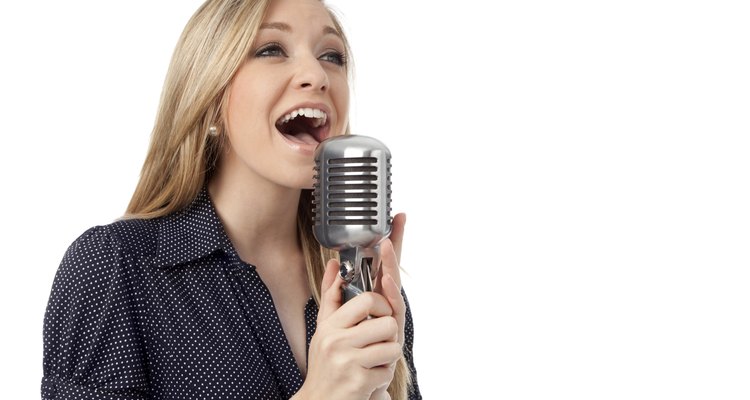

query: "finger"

left=318, top=258, right=343, bottom=322
left=374, top=240, right=406, bottom=345
left=348, top=315, right=399, bottom=348
left=382, top=273, right=406, bottom=346
left=382, top=273, right=405, bottom=318
left=379, top=239, right=402, bottom=289
left=358, top=342, right=402, bottom=369
left=370, top=387, right=392, bottom=400
left=389, top=213, right=406, bottom=264
left=331, top=292, right=393, bottom=328
left=362, top=365, right=397, bottom=396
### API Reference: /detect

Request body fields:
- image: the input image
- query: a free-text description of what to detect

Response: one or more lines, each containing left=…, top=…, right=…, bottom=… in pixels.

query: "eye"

left=320, top=50, right=347, bottom=67
left=254, top=43, right=287, bottom=58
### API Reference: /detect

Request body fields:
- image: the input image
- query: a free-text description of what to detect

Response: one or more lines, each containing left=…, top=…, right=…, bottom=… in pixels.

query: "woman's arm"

left=42, top=226, right=149, bottom=400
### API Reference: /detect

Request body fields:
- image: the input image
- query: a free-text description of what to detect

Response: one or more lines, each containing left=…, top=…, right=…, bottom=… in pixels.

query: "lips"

left=275, top=105, right=331, bottom=146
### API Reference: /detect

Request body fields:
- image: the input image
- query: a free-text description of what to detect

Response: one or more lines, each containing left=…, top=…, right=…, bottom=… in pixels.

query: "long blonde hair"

left=125, top=0, right=411, bottom=397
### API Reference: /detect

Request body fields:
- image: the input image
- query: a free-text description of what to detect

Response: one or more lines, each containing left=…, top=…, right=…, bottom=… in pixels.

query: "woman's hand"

left=296, top=213, right=408, bottom=400
left=298, top=256, right=402, bottom=399
left=369, top=213, right=407, bottom=400
left=376, top=212, right=407, bottom=347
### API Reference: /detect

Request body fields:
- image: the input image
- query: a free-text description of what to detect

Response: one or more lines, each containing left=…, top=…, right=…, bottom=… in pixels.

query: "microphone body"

left=313, top=135, right=392, bottom=303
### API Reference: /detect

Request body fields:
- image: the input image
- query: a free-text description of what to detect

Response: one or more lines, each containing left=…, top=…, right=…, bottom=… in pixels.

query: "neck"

left=208, top=165, right=303, bottom=267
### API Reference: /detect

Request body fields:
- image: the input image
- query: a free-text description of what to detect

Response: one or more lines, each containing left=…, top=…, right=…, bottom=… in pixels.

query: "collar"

left=154, top=187, right=234, bottom=268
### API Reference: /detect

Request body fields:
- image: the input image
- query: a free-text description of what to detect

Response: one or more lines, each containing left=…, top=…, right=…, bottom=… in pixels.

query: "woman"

left=41, top=0, right=420, bottom=399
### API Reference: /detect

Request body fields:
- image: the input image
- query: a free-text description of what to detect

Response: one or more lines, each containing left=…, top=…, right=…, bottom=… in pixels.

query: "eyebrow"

left=259, top=22, right=342, bottom=38
left=260, top=22, right=291, bottom=32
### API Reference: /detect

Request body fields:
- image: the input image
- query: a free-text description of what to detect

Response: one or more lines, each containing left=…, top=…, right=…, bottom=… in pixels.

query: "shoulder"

left=52, top=218, right=163, bottom=298
left=106, top=217, right=161, bottom=259
left=61, top=218, right=160, bottom=265
left=44, top=220, right=156, bottom=396
left=46, top=219, right=162, bottom=347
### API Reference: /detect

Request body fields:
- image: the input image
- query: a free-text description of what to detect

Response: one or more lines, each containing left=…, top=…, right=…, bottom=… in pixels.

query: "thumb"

left=318, top=258, right=343, bottom=322
left=389, top=213, right=406, bottom=265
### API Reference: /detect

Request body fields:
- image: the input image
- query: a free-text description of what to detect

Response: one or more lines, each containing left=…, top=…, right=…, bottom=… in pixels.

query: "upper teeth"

left=280, top=107, right=328, bottom=128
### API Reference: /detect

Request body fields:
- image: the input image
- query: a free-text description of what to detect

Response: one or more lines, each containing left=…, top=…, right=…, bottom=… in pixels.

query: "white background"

left=1, top=1, right=749, bottom=398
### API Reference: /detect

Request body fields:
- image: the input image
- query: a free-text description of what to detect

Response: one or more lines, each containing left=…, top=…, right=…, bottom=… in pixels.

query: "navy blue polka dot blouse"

left=42, top=188, right=421, bottom=399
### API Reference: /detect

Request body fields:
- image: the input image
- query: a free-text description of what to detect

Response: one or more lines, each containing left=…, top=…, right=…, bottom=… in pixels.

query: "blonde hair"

left=124, top=0, right=411, bottom=397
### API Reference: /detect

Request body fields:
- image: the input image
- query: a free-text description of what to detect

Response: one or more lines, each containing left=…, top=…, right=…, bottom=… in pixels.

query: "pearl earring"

left=208, top=126, right=218, bottom=136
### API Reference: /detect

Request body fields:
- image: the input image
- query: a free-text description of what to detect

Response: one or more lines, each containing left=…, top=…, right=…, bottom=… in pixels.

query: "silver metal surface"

left=339, top=247, right=377, bottom=303
left=339, top=260, right=356, bottom=283
left=313, top=135, right=392, bottom=303
left=313, top=135, right=392, bottom=249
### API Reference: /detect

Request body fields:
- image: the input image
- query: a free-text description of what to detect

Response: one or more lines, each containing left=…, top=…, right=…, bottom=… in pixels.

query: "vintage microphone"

left=313, top=135, right=392, bottom=303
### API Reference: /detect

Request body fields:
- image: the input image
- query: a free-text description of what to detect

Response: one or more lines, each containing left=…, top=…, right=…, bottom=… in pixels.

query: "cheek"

left=226, top=85, right=248, bottom=131
left=226, top=82, right=268, bottom=137
left=331, top=77, right=350, bottom=116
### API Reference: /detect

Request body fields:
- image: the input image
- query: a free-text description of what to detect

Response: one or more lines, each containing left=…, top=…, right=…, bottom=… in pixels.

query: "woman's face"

left=222, top=0, right=349, bottom=190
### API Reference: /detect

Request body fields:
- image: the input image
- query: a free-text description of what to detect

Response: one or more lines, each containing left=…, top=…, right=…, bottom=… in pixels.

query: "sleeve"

left=402, top=288, right=422, bottom=400
left=42, top=226, right=150, bottom=400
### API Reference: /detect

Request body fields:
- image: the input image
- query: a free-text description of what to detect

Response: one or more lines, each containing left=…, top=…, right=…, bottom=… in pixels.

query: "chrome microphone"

left=313, top=135, right=392, bottom=303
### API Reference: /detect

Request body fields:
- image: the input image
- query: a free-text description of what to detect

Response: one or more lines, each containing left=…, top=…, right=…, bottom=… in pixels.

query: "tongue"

left=283, top=132, right=318, bottom=145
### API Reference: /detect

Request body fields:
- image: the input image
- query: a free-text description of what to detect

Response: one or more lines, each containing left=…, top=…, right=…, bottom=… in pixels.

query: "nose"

left=293, top=55, right=329, bottom=92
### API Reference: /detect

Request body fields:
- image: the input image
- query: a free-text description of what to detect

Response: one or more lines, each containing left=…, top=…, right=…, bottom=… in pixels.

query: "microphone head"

left=313, top=135, right=392, bottom=250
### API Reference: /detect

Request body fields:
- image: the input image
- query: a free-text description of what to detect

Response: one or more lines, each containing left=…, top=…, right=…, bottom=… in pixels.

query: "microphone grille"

left=312, top=135, right=392, bottom=249
left=325, top=156, right=388, bottom=226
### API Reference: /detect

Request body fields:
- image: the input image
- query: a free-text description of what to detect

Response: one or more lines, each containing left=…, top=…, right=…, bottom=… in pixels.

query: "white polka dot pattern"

left=42, top=188, right=421, bottom=399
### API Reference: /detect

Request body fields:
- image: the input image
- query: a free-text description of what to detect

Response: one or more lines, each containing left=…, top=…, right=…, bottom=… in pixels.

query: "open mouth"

left=275, top=107, right=329, bottom=146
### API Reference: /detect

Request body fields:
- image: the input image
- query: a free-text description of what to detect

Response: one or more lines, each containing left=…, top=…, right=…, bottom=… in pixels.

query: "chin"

left=278, top=168, right=316, bottom=191
left=297, top=175, right=316, bottom=191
